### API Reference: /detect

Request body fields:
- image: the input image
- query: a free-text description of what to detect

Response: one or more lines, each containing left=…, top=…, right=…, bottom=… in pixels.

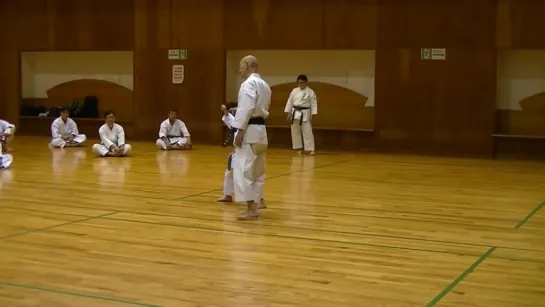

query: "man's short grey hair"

left=241, top=55, right=259, bottom=69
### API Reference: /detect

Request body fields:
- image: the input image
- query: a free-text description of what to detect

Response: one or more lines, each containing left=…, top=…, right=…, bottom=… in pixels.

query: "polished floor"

left=0, top=136, right=544, bottom=307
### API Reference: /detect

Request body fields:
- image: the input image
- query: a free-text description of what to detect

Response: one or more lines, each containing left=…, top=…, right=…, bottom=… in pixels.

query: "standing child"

left=216, top=105, right=265, bottom=208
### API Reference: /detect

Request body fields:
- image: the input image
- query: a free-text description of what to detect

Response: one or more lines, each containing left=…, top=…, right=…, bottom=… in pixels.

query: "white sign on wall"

left=172, top=65, right=184, bottom=84
left=431, top=48, right=446, bottom=60
left=168, top=49, right=187, bottom=60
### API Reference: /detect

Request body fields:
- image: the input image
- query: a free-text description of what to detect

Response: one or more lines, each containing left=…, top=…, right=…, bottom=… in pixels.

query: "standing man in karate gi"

left=231, top=55, right=271, bottom=220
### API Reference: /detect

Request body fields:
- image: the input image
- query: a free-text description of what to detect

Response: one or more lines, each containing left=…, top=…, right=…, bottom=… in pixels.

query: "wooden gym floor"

left=0, top=136, right=544, bottom=307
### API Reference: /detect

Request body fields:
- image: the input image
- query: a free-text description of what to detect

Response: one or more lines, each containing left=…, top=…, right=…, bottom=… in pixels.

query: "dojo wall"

left=1, top=0, right=545, bottom=157
left=20, top=51, right=135, bottom=121
left=225, top=50, right=375, bottom=105
left=21, top=52, right=134, bottom=98
left=226, top=50, right=376, bottom=133
left=496, top=50, right=545, bottom=135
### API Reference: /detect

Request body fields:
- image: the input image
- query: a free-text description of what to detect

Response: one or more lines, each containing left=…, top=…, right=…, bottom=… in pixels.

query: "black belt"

left=222, top=128, right=238, bottom=147
left=166, top=135, right=185, bottom=138
left=227, top=153, right=234, bottom=170
left=231, top=117, right=264, bottom=131
left=291, top=107, right=310, bottom=125
left=223, top=118, right=264, bottom=146
left=248, top=117, right=265, bottom=125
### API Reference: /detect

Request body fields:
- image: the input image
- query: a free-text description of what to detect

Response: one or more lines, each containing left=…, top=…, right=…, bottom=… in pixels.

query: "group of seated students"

left=0, top=107, right=191, bottom=169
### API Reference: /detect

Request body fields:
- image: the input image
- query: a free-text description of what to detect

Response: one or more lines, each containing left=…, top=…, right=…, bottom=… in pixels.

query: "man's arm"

left=311, top=90, right=318, bottom=115
left=284, top=90, right=294, bottom=114
left=70, top=119, right=80, bottom=136
left=117, top=125, right=126, bottom=146
left=222, top=113, right=235, bottom=129
left=180, top=121, right=191, bottom=143
left=231, top=81, right=256, bottom=131
left=99, top=127, right=115, bottom=150
left=158, top=121, right=169, bottom=144
left=51, top=120, right=62, bottom=139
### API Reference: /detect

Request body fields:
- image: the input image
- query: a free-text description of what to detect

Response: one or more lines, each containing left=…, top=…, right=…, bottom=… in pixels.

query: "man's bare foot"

left=216, top=195, right=233, bottom=203
left=237, top=210, right=259, bottom=220
left=297, top=150, right=302, bottom=155
left=106, top=151, right=120, bottom=157
left=309, top=151, right=315, bottom=156
left=258, top=199, right=266, bottom=209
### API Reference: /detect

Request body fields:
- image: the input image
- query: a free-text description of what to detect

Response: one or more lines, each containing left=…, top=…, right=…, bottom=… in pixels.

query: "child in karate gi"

left=216, top=105, right=265, bottom=208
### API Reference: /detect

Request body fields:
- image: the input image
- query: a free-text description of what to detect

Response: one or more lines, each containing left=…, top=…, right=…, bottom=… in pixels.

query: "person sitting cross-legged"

left=92, top=111, right=132, bottom=157
left=49, top=107, right=87, bottom=148
left=156, top=108, right=192, bottom=150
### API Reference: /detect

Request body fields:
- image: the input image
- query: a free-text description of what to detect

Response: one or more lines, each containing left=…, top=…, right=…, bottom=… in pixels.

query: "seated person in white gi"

left=156, top=108, right=192, bottom=150
left=0, top=150, right=13, bottom=169
left=92, top=111, right=132, bottom=157
left=216, top=104, right=265, bottom=207
left=0, top=119, right=16, bottom=154
left=284, top=74, right=318, bottom=156
left=49, top=107, right=87, bottom=148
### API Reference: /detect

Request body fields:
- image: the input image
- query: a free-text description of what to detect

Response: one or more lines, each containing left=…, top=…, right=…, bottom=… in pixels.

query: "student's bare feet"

left=238, top=202, right=259, bottom=220
left=258, top=199, right=266, bottom=209
left=216, top=195, right=233, bottom=203
left=237, top=210, right=259, bottom=220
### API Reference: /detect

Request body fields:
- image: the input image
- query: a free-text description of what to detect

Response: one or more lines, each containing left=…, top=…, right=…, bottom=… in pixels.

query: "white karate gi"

left=156, top=119, right=190, bottom=150
left=284, top=87, right=318, bottom=151
left=0, top=166, right=13, bottom=189
left=222, top=113, right=236, bottom=196
left=231, top=73, right=271, bottom=203
left=0, top=119, right=15, bottom=141
left=0, top=154, right=13, bottom=169
left=92, top=123, right=132, bottom=156
left=220, top=113, right=265, bottom=200
left=0, top=119, right=15, bottom=135
left=49, top=117, right=87, bottom=148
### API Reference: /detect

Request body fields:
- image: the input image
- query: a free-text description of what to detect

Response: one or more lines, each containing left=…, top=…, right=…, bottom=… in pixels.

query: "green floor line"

left=515, top=201, right=545, bottom=230
left=426, top=247, right=496, bottom=307
left=0, top=282, right=160, bottom=307
left=0, top=212, right=117, bottom=240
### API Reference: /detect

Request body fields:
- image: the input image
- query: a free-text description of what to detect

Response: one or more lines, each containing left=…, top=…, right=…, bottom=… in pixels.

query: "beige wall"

left=226, top=50, right=376, bottom=106
left=21, top=51, right=134, bottom=98
left=497, top=50, right=545, bottom=110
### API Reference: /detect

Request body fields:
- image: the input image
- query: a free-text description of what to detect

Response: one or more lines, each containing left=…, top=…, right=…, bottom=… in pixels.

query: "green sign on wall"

left=420, top=48, right=431, bottom=60
left=421, top=48, right=446, bottom=60
left=168, top=49, right=187, bottom=60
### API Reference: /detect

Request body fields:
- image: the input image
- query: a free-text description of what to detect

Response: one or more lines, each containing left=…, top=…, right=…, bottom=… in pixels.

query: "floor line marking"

left=515, top=200, right=545, bottom=230
left=0, top=212, right=118, bottom=241
left=175, top=159, right=350, bottom=200
left=426, top=247, right=496, bottom=307
left=0, top=282, right=160, bottom=307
